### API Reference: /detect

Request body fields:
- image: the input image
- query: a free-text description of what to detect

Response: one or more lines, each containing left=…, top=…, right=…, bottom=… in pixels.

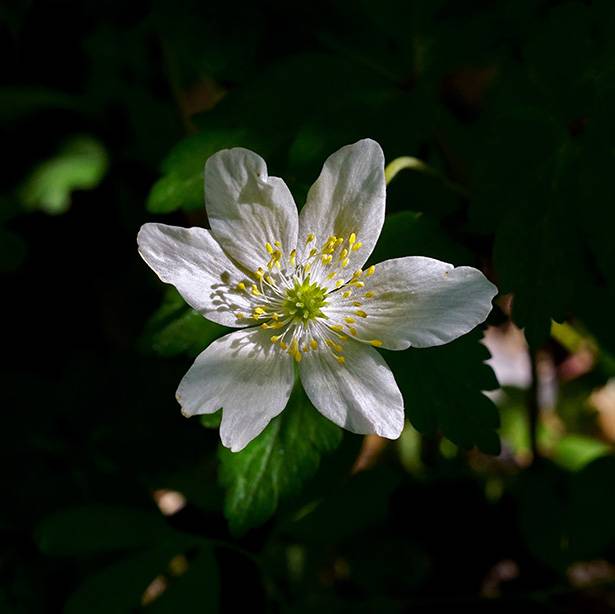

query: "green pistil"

left=283, top=277, right=327, bottom=321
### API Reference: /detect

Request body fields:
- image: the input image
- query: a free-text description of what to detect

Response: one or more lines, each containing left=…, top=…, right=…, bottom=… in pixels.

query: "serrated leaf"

left=19, top=135, right=107, bottom=215
left=387, top=330, right=501, bottom=454
left=141, top=288, right=226, bottom=358
left=36, top=505, right=172, bottom=556
left=219, top=385, right=342, bottom=535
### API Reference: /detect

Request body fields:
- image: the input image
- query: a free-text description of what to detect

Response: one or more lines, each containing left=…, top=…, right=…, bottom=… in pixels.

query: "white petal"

left=205, top=148, right=299, bottom=272
left=297, top=139, right=385, bottom=283
left=137, top=223, right=254, bottom=328
left=176, top=327, right=294, bottom=452
left=299, top=339, right=404, bottom=439
left=328, top=256, right=497, bottom=350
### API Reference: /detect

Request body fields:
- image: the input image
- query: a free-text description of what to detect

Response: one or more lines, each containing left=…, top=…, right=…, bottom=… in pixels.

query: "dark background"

left=2, top=0, right=615, bottom=612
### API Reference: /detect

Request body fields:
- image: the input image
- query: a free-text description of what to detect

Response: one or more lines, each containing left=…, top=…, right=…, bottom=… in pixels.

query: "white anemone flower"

left=138, top=139, right=498, bottom=452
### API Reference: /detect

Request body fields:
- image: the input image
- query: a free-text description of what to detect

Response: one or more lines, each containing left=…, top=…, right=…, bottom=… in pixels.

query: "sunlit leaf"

left=219, top=385, right=342, bottom=535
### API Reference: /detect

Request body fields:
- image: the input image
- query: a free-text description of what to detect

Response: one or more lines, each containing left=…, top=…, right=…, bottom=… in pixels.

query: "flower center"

left=283, top=277, right=327, bottom=322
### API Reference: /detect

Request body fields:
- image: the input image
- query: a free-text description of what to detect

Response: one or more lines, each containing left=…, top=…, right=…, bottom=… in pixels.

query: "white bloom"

left=138, top=139, right=498, bottom=452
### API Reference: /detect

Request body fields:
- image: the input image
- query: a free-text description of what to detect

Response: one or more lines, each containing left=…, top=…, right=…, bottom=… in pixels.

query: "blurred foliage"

left=3, top=0, right=615, bottom=611
left=19, top=136, right=108, bottom=215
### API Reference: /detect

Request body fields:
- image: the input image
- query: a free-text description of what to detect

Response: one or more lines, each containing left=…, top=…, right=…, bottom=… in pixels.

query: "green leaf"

left=387, top=330, right=501, bottom=454
left=369, top=211, right=472, bottom=266
left=19, top=135, right=108, bottom=215
left=65, top=548, right=171, bottom=614
left=219, top=385, right=342, bottom=535
left=141, top=288, right=227, bottom=358
left=146, top=127, right=252, bottom=213
left=200, top=411, right=222, bottom=429
left=552, top=434, right=612, bottom=472
left=36, top=505, right=172, bottom=556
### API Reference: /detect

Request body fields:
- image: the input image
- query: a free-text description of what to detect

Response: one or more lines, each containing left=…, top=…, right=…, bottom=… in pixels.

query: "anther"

left=344, top=317, right=356, bottom=324
left=341, top=258, right=350, bottom=268
left=349, top=232, right=356, bottom=246
left=274, top=240, right=282, bottom=248
left=335, top=355, right=346, bottom=365
left=351, top=242, right=362, bottom=251
left=366, top=265, right=375, bottom=276
left=342, top=290, right=352, bottom=298
left=352, top=301, right=362, bottom=307
left=265, top=242, right=274, bottom=254
left=355, top=310, right=367, bottom=318
left=364, top=291, right=375, bottom=298
left=251, top=284, right=261, bottom=296
left=370, top=339, right=383, bottom=347
left=290, top=249, right=296, bottom=266
left=335, top=280, right=344, bottom=288
left=306, top=233, right=315, bottom=244
left=236, top=282, right=246, bottom=292
left=310, top=339, right=318, bottom=350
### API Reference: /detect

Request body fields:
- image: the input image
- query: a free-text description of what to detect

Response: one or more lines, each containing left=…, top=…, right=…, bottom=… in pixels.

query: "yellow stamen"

left=351, top=242, right=362, bottom=251
left=340, top=248, right=348, bottom=260
left=342, top=290, right=352, bottom=298
left=366, top=265, right=376, bottom=276
left=341, top=258, right=350, bottom=268
left=274, top=240, right=282, bottom=248
left=253, top=307, right=266, bottom=316
left=349, top=232, right=356, bottom=246
left=335, top=280, right=344, bottom=288
left=255, top=268, right=264, bottom=279
left=236, top=282, right=246, bottom=292
left=364, top=291, right=375, bottom=298
left=270, top=335, right=281, bottom=344
left=370, top=339, right=383, bottom=347
left=322, top=254, right=333, bottom=265
left=326, top=339, right=343, bottom=353
left=335, top=355, right=345, bottom=365
left=355, top=310, right=367, bottom=318
left=280, top=341, right=288, bottom=350
left=330, top=325, right=344, bottom=332
left=352, top=301, right=362, bottom=307
left=290, top=249, right=296, bottom=266
left=347, top=326, right=357, bottom=336
left=352, top=281, right=365, bottom=288
left=344, top=316, right=356, bottom=324
left=306, top=233, right=315, bottom=244
left=251, top=284, right=261, bottom=296
left=265, top=242, right=274, bottom=254
left=310, top=339, right=318, bottom=350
